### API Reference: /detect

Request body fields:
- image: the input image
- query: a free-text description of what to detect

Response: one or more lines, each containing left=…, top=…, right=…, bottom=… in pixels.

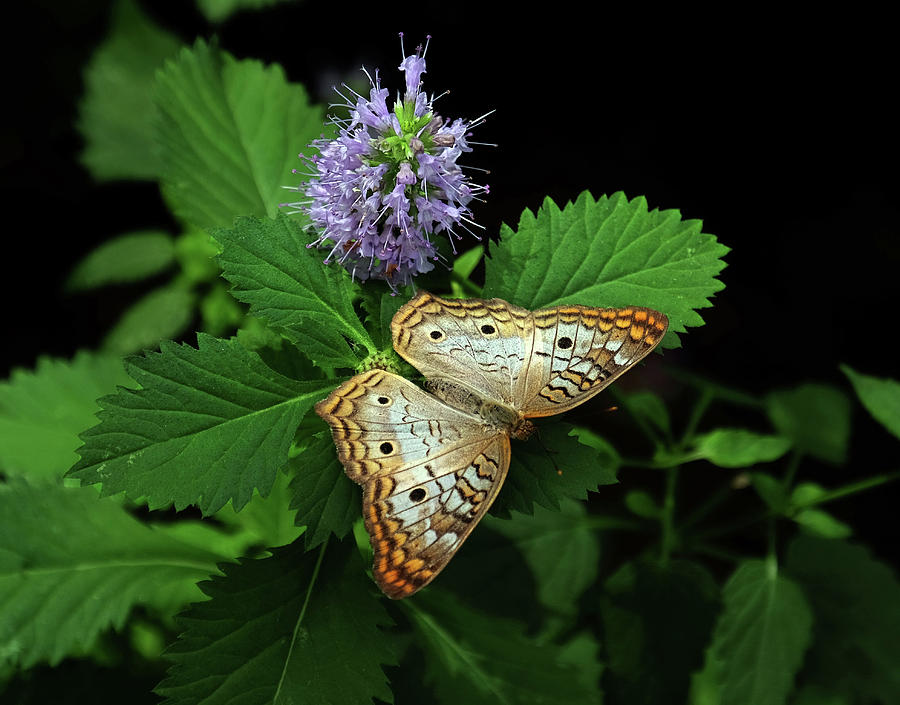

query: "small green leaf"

left=841, top=364, right=900, bottom=440
left=68, top=334, right=335, bottom=514
left=155, top=39, right=325, bottom=228
left=600, top=560, right=720, bottom=705
left=791, top=508, right=852, bottom=538
left=786, top=536, right=900, bottom=703
left=156, top=539, right=398, bottom=705
left=0, top=352, right=132, bottom=479
left=621, top=390, right=671, bottom=438
left=407, top=589, right=602, bottom=705
left=101, top=284, right=196, bottom=355
left=484, top=191, right=729, bottom=348
left=0, top=479, right=223, bottom=668
left=288, top=433, right=360, bottom=548
left=625, top=489, right=662, bottom=518
left=77, top=0, right=181, bottom=180
left=693, top=429, right=791, bottom=468
left=766, top=384, right=850, bottom=463
left=196, top=0, right=292, bottom=23
left=67, top=231, right=175, bottom=290
left=492, top=423, right=618, bottom=517
left=703, top=560, right=813, bottom=705
left=749, top=472, right=788, bottom=512
left=214, top=215, right=376, bottom=368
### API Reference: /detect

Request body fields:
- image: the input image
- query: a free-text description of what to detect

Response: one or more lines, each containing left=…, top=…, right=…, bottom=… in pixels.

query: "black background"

left=4, top=0, right=897, bottom=579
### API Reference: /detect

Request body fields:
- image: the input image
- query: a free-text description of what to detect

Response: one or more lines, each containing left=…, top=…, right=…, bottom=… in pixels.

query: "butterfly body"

left=315, top=292, right=668, bottom=598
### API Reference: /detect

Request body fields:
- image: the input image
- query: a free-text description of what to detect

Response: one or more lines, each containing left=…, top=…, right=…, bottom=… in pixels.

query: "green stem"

left=660, top=464, right=680, bottom=566
left=792, top=470, right=900, bottom=509
left=678, top=481, right=734, bottom=530
left=680, top=387, right=714, bottom=448
left=782, top=449, right=802, bottom=490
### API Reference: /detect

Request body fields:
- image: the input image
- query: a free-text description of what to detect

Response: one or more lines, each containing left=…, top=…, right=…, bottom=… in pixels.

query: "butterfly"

left=315, top=292, right=668, bottom=598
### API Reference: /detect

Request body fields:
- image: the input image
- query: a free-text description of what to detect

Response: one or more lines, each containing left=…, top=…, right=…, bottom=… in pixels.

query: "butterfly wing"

left=315, top=369, right=511, bottom=598
left=391, top=291, right=536, bottom=408
left=518, top=305, right=669, bottom=417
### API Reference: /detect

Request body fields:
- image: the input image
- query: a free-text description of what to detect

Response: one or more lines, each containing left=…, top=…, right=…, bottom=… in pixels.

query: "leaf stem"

left=792, top=470, right=900, bottom=509
left=659, top=464, right=680, bottom=566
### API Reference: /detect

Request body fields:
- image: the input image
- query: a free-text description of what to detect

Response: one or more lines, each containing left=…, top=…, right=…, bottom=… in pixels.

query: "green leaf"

left=766, top=384, right=850, bottom=464
left=101, top=283, right=196, bottom=355
left=0, top=479, right=223, bottom=668
left=749, top=472, right=787, bottom=512
left=0, top=352, right=132, bottom=479
left=486, top=499, right=599, bottom=625
left=195, top=0, right=292, bottom=23
left=407, top=589, right=602, bottom=705
left=214, top=215, right=376, bottom=368
left=693, top=429, right=791, bottom=468
left=703, top=560, right=813, bottom=705
left=600, top=560, right=719, bottom=705
left=67, top=231, right=175, bottom=290
left=791, top=508, right=852, bottom=538
left=214, top=468, right=304, bottom=550
left=620, top=389, right=671, bottom=438
left=156, top=539, right=398, bottom=705
left=68, top=334, right=335, bottom=514
left=77, top=0, right=181, bottom=180
left=786, top=536, right=900, bottom=703
left=288, top=432, right=360, bottom=548
left=359, top=287, right=408, bottom=352
left=491, top=422, right=618, bottom=517
left=484, top=191, right=728, bottom=348
left=841, top=364, right=900, bottom=440
left=155, top=39, right=325, bottom=229
left=624, top=489, right=661, bottom=518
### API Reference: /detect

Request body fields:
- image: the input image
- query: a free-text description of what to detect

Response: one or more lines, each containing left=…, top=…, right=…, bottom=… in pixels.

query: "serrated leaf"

left=491, top=422, right=618, bottom=517
left=600, top=560, right=719, bottom=705
left=68, top=334, right=335, bottom=514
left=155, top=39, right=324, bottom=229
left=156, top=539, right=398, bottom=705
left=77, top=0, right=181, bottom=180
left=407, top=589, right=602, bottom=705
left=288, top=432, right=359, bottom=548
left=693, top=429, right=791, bottom=468
left=786, top=536, right=900, bottom=703
left=487, top=499, right=599, bottom=625
left=0, top=352, right=132, bottom=479
left=484, top=191, right=728, bottom=348
left=214, top=215, right=376, bottom=368
left=766, top=384, right=850, bottom=464
left=841, top=364, right=900, bottom=440
left=214, top=468, right=304, bottom=550
left=101, top=284, right=196, bottom=355
left=704, top=560, right=812, bottom=705
left=0, top=480, right=223, bottom=668
left=67, top=231, right=175, bottom=290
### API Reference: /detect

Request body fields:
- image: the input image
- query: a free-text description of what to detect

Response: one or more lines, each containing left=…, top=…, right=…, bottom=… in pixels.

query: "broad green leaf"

left=559, top=632, right=605, bottom=700
left=704, top=560, right=812, bottom=705
left=786, top=536, right=900, bottom=703
left=790, top=686, right=851, bottom=705
left=841, top=364, right=900, bottom=440
left=156, top=539, right=398, bottom=705
left=484, top=191, right=729, bottom=348
left=68, top=334, right=335, bottom=514
left=766, top=384, right=850, bottom=463
left=491, top=422, right=618, bottom=517
left=600, top=560, right=719, bottom=705
left=214, top=215, right=376, bottom=368
left=67, top=231, right=175, bottom=290
left=407, top=589, right=602, bottom=705
left=288, top=433, right=359, bottom=548
left=0, top=480, right=223, bottom=668
left=486, top=499, right=599, bottom=625
left=78, top=0, right=181, bottom=180
left=155, top=40, right=324, bottom=229
left=0, top=352, right=132, bottom=479
left=101, top=283, right=196, bottom=355
left=196, top=0, right=293, bottom=23
left=693, top=429, right=791, bottom=468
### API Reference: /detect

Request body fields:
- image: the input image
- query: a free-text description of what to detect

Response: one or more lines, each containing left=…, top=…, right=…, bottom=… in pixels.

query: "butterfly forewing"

left=315, top=369, right=510, bottom=598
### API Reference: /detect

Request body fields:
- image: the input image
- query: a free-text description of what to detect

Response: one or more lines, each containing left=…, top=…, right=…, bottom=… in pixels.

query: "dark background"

left=4, top=4, right=897, bottom=546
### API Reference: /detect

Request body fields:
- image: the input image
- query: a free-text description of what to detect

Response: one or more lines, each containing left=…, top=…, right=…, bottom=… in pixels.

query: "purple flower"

left=281, top=34, right=491, bottom=292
